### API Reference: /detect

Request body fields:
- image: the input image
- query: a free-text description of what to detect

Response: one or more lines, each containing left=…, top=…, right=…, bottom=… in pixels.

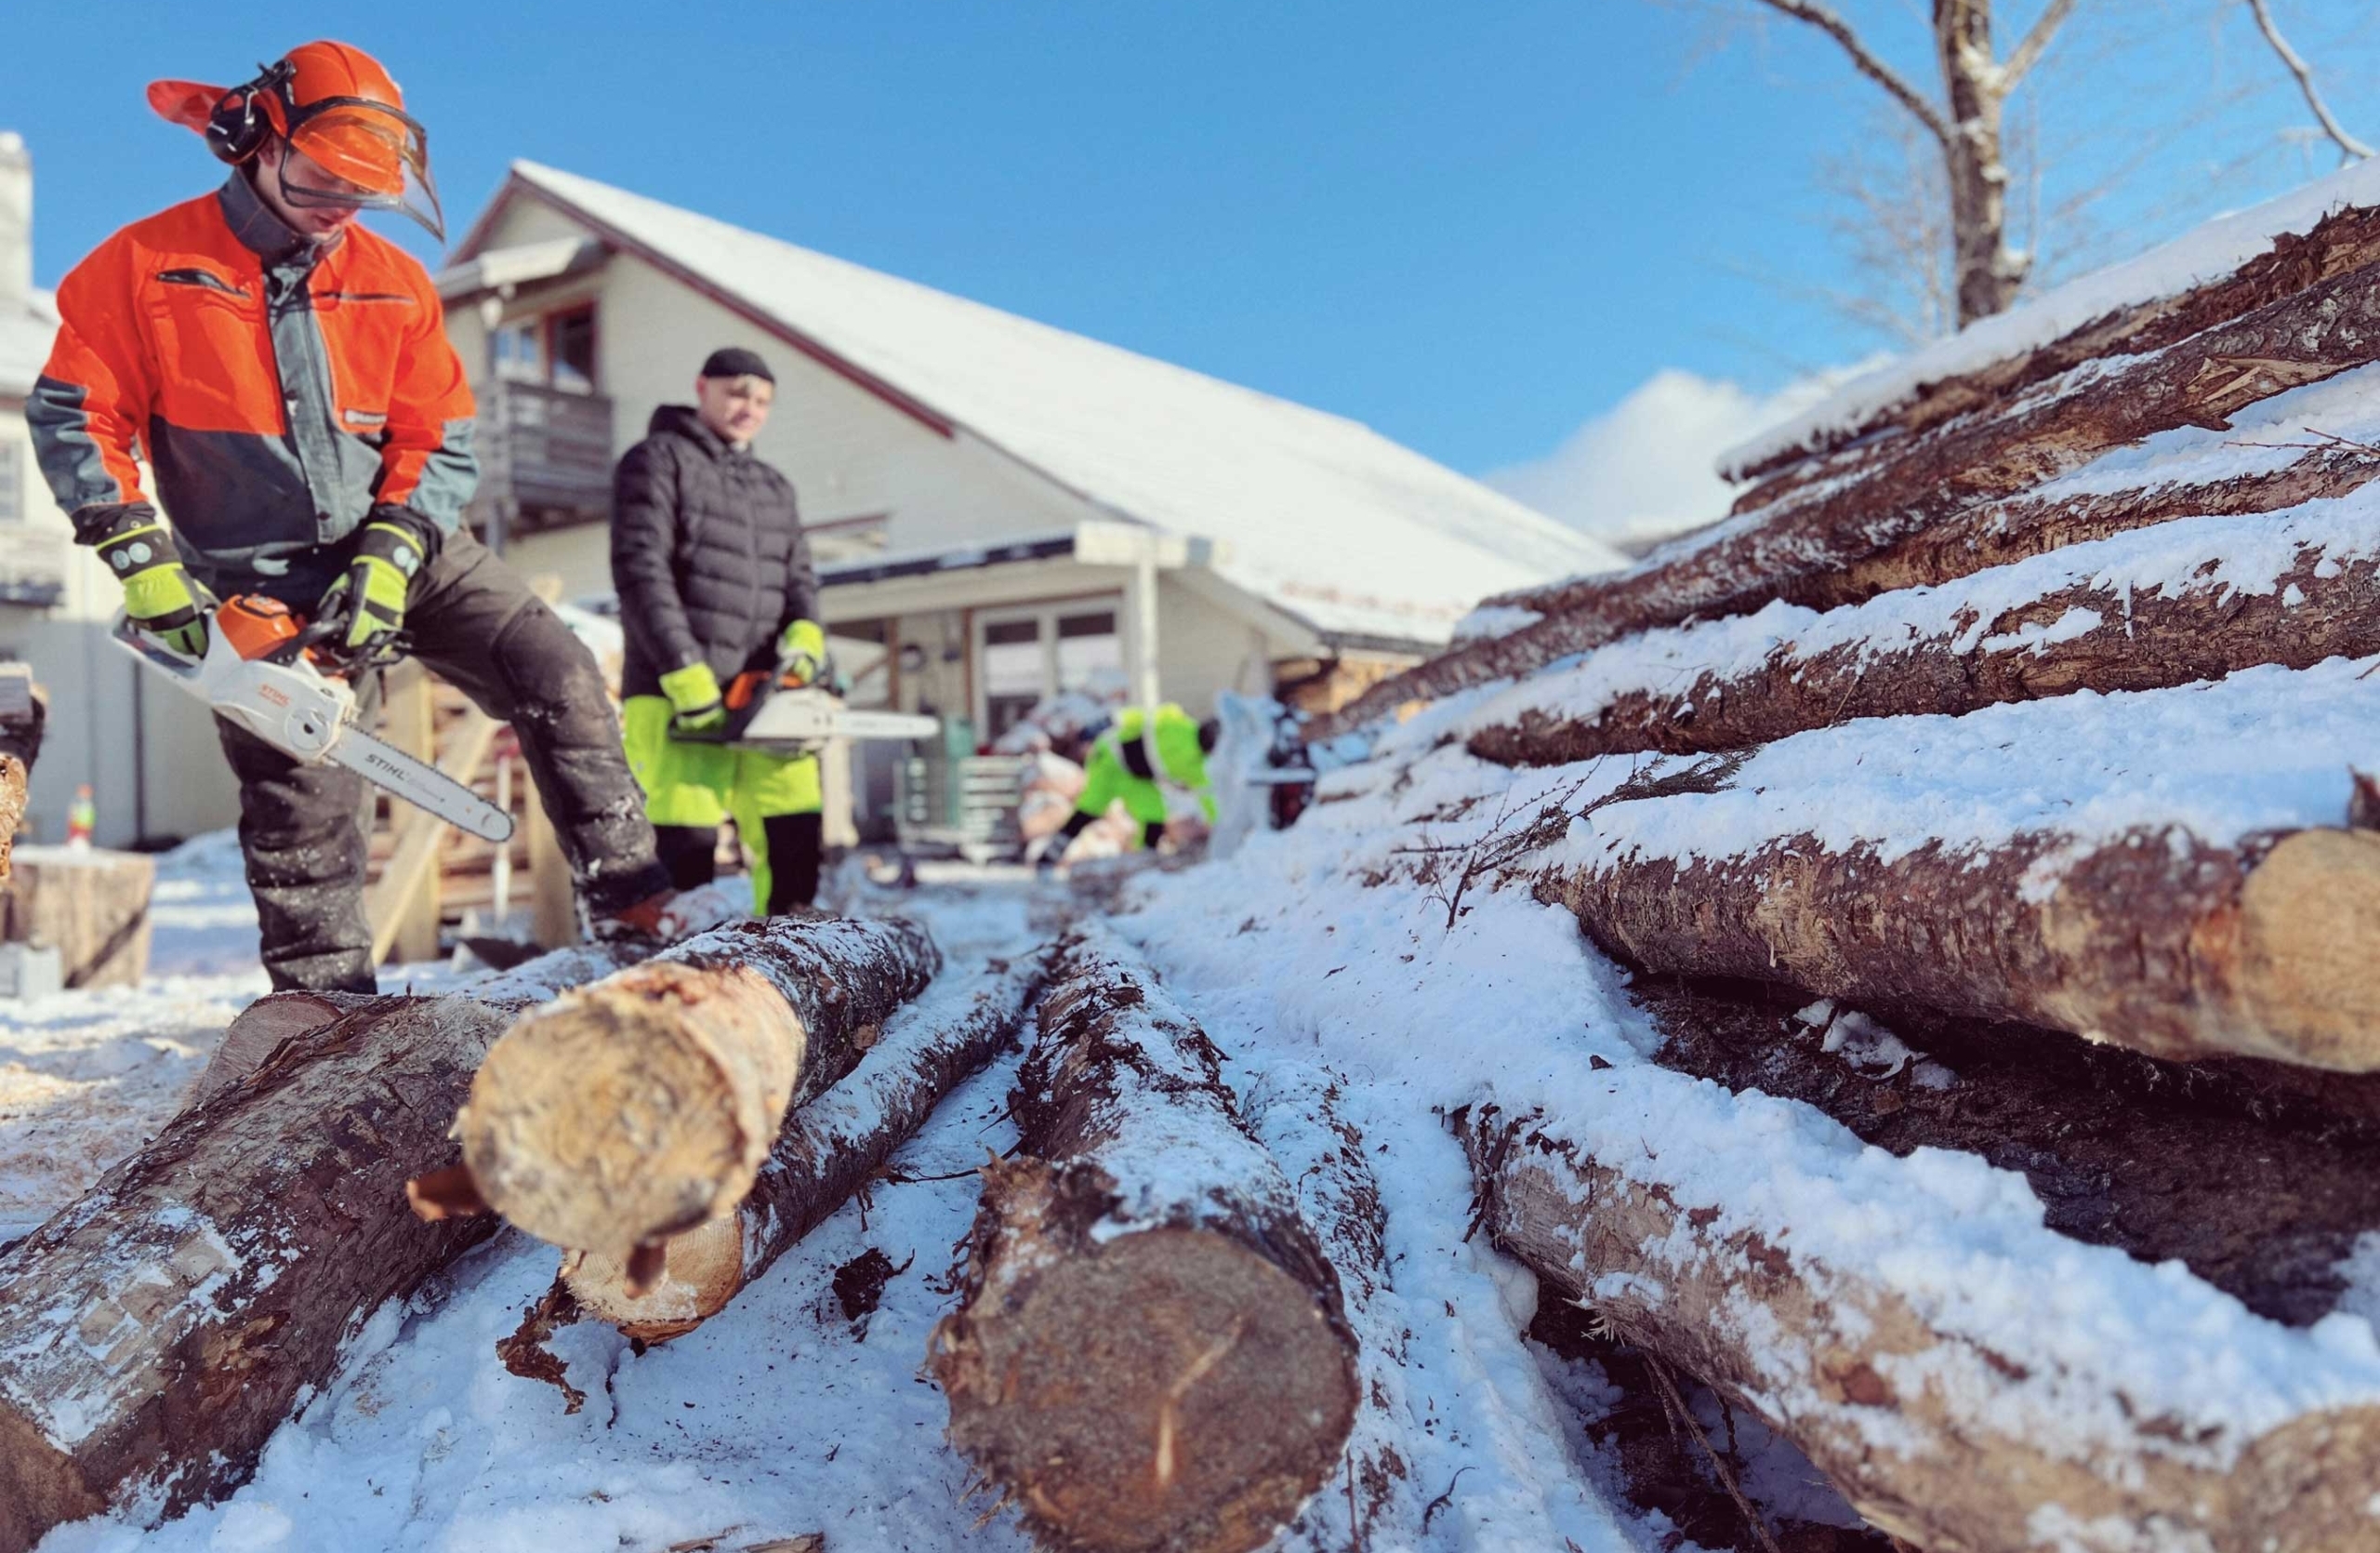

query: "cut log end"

left=455, top=961, right=800, bottom=1255
left=938, top=1225, right=1357, bottom=1553
left=564, top=1214, right=746, bottom=1341
left=2231, top=829, right=2380, bottom=1071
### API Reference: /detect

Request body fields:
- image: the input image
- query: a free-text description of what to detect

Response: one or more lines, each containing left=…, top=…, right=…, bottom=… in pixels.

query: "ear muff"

left=203, top=60, right=294, bottom=166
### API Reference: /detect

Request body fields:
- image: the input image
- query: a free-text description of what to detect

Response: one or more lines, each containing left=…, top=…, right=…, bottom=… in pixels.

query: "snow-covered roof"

left=1723, top=157, right=2380, bottom=480
left=0, top=286, right=58, bottom=401
left=469, top=162, right=1624, bottom=647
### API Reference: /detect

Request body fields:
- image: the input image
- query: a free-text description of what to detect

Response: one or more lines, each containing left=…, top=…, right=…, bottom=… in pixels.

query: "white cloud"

left=1485, top=367, right=1847, bottom=554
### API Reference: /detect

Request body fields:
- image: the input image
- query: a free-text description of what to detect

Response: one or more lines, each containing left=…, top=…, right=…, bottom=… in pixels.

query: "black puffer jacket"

left=612, top=405, right=818, bottom=700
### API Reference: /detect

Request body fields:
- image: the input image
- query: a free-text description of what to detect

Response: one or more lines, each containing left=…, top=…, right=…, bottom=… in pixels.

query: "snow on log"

left=0, top=943, right=646, bottom=1553
left=1721, top=179, right=2380, bottom=485
left=1455, top=1099, right=2380, bottom=1553
left=567, top=946, right=1051, bottom=1340
left=1627, top=978, right=2380, bottom=1327
left=1499, top=661, right=2380, bottom=1070
left=1467, top=493, right=2380, bottom=767
left=930, top=929, right=1358, bottom=1553
left=1237, top=1066, right=1425, bottom=1550
left=1313, top=262, right=2380, bottom=740
left=447, top=915, right=942, bottom=1263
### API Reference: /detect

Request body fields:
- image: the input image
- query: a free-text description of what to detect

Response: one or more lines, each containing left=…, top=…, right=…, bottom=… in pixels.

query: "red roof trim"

left=468, top=172, right=958, bottom=441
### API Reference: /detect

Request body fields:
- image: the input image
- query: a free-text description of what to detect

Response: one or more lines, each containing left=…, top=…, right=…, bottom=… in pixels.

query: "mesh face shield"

left=275, top=98, right=443, bottom=241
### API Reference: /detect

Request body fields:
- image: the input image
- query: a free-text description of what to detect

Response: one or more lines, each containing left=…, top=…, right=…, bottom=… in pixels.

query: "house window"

left=493, top=304, right=598, bottom=393
left=549, top=307, right=597, bottom=394
left=975, top=600, right=1125, bottom=740
left=0, top=439, right=21, bottom=525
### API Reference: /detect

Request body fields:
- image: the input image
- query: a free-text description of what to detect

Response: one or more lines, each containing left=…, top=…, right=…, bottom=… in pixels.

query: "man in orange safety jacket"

left=28, top=42, right=673, bottom=991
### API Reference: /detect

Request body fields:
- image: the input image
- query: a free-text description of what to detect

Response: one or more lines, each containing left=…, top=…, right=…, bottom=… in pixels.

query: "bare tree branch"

left=1999, top=0, right=2078, bottom=90
left=2244, top=0, right=2373, bottom=165
left=1746, top=0, right=1953, bottom=145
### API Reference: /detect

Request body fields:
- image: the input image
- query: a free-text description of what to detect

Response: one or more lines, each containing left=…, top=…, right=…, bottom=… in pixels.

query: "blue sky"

left=7, top=2, right=2377, bottom=484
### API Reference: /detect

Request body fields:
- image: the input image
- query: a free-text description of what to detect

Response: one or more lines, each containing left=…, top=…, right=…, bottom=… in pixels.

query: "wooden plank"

left=364, top=701, right=501, bottom=966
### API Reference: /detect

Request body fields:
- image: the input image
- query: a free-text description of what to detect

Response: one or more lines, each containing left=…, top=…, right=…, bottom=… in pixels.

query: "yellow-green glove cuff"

left=660, top=661, right=725, bottom=715
left=779, top=619, right=826, bottom=660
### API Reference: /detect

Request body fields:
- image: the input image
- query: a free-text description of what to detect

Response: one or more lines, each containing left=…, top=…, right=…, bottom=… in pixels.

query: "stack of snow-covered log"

left=0, top=907, right=1376, bottom=1553
left=1301, top=160, right=2380, bottom=1551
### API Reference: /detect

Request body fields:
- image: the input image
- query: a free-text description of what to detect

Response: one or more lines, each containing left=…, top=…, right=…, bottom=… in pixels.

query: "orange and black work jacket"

left=28, top=173, right=477, bottom=603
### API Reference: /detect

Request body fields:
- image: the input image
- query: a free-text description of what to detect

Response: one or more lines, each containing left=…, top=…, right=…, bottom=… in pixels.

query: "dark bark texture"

left=1470, top=524, right=2380, bottom=767
left=1726, top=203, right=2380, bottom=489
left=1456, top=1102, right=2380, bottom=1553
left=1313, top=259, right=2380, bottom=741
left=0, top=944, right=643, bottom=1553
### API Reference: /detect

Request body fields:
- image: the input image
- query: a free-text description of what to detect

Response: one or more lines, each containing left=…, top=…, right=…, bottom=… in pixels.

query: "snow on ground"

left=35, top=757, right=2366, bottom=1548
left=0, top=834, right=265, bottom=1246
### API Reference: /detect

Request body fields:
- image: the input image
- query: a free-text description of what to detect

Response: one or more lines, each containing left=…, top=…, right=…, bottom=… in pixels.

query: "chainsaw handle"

left=271, top=614, right=348, bottom=665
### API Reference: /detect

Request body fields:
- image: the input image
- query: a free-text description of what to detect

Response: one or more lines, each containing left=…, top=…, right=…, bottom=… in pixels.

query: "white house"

left=0, top=134, right=238, bottom=850
left=438, top=165, right=1621, bottom=724
left=1, top=144, right=1620, bottom=849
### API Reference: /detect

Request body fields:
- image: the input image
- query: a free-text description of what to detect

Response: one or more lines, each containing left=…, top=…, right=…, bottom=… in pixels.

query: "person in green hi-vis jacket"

left=1042, top=703, right=1220, bottom=868
left=611, top=347, right=826, bottom=915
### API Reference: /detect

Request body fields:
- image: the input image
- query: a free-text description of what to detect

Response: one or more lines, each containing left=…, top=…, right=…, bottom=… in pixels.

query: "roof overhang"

left=435, top=236, right=610, bottom=304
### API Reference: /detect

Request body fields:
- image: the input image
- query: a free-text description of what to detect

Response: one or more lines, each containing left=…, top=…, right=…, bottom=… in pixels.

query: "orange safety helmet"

left=147, top=41, right=443, bottom=241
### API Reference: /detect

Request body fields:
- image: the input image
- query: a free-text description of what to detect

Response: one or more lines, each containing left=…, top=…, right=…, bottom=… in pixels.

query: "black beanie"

left=700, top=346, right=775, bottom=383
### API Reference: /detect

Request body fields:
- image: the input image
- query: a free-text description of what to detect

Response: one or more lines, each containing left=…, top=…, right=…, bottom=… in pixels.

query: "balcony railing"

left=472, top=381, right=615, bottom=538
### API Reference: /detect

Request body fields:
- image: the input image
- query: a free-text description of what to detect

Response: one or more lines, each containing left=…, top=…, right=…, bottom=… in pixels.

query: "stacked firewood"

left=0, top=911, right=1372, bottom=1553
left=1305, top=184, right=2380, bottom=1552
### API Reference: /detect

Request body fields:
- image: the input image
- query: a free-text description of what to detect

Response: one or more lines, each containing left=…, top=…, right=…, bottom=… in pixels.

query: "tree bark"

left=1628, top=976, right=2380, bottom=1327
left=1237, top=1066, right=1421, bottom=1552
left=1310, top=260, right=2380, bottom=741
left=448, top=915, right=942, bottom=1262
left=930, top=931, right=1358, bottom=1553
left=1469, top=509, right=2380, bottom=768
left=0, top=668, right=42, bottom=880
left=1935, top=0, right=2025, bottom=328
left=1457, top=1103, right=2380, bottom=1553
left=567, top=947, right=1051, bottom=1341
left=0, top=942, right=646, bottom=1553
left=1548, top=821, right=2380, bottom=1072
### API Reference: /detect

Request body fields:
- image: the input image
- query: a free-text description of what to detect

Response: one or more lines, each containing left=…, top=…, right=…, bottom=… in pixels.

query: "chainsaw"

left=115, top=596, right=516, bottom=843
left=678, top=664, right=939, bottom=754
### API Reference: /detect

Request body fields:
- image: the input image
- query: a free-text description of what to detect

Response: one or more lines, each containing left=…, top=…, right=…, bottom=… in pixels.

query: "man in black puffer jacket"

left=612, top=347, right=827, bottom=914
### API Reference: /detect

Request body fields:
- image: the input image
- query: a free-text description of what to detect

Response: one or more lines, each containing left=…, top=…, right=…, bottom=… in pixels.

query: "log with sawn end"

left=1457, top=1102, right=2380, bottom=1553
left=0, top=941, right=654, bottom=1553
left=930, top=930, right=1358, bottom=1553
left=1312, top=259, right=2380, bottom=740
left=441, top=914, right=942, bottom=1268
left=1550, top=820, right=2380, bottom=1072
left=567, top=946, right=1051, bottom=1340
